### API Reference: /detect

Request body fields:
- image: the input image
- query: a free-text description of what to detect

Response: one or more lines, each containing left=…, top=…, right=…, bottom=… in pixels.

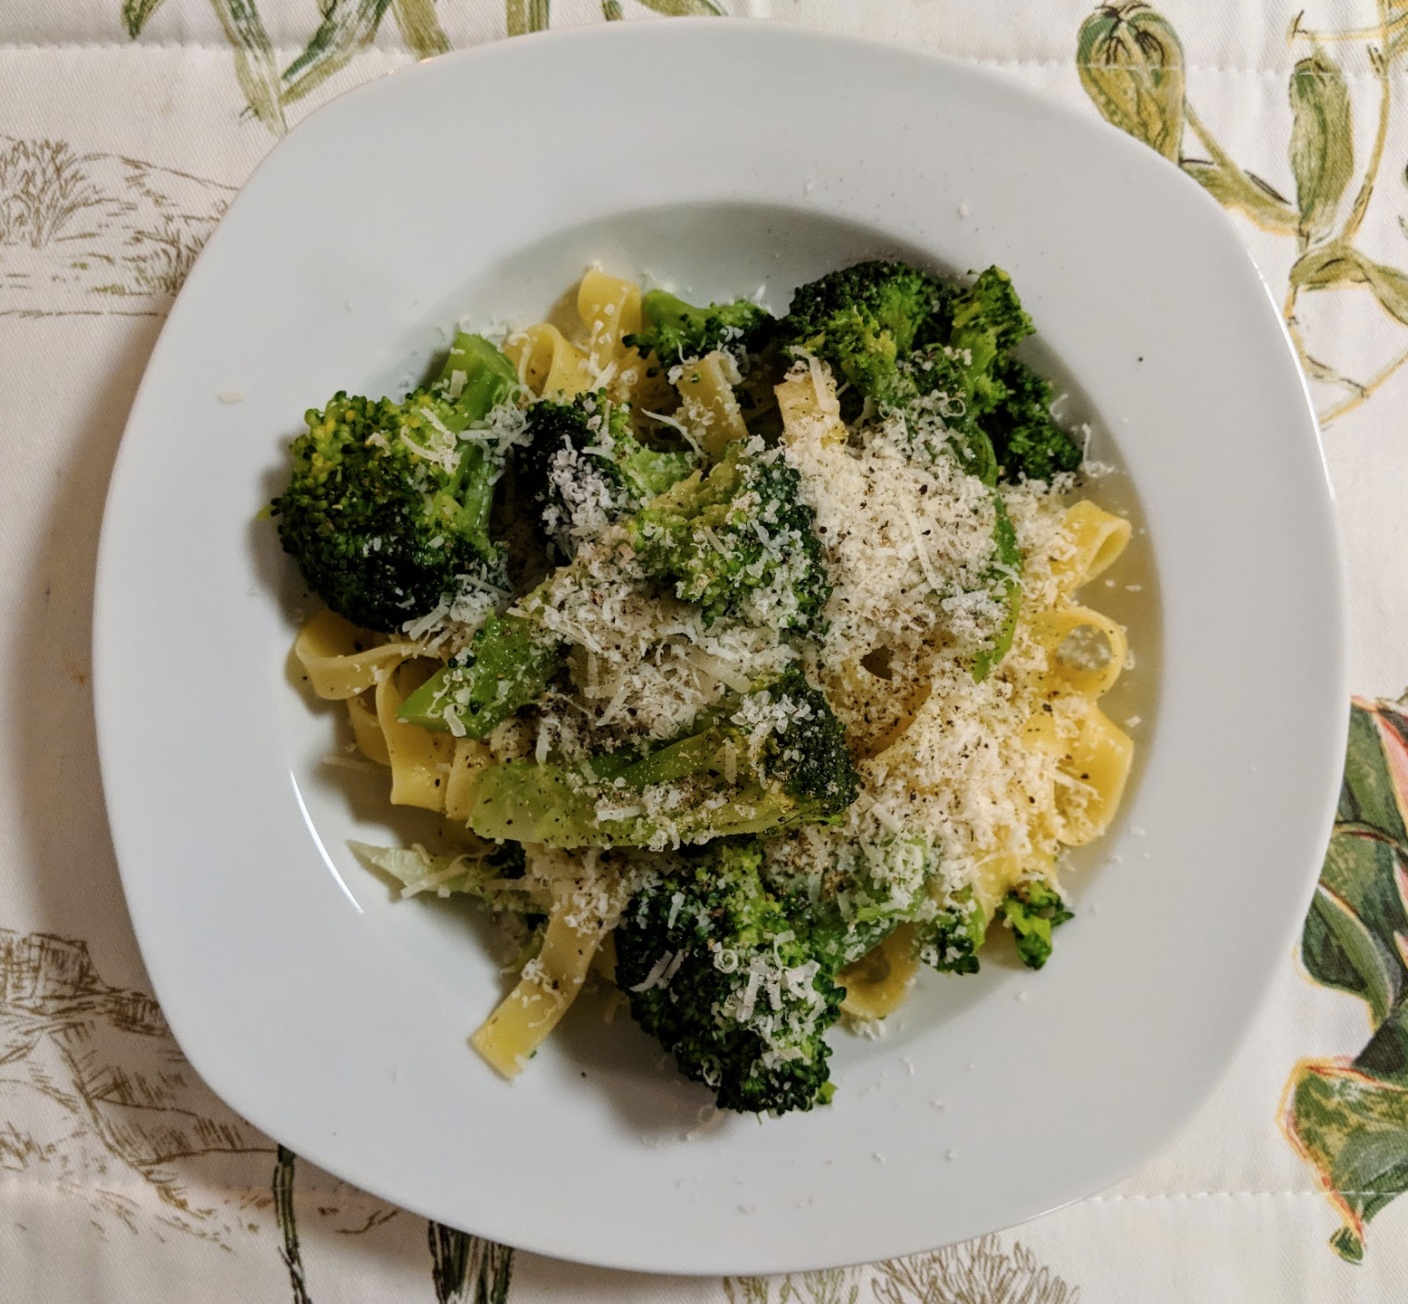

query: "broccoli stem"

left=397, top=613, right=560, bottom=737
left=973, top=494, right=1021, bottom=682
left=466, top=760, right=799, bottom=847
left=442, top=332, right=520, bottom=421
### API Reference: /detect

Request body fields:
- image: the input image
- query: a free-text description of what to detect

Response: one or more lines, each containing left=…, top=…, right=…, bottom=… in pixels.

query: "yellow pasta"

left=1054, top=699, right=1135, bottom=846
left=281, top=265, right=1144, bottom=1104
left=374, top=663, right=455, bottom=812
left=504, top=323, right=591, bottom=399
left=839, top=924, right=921, bottom=1018
left=1052, top=500, right=1132, bottom=593
left=293, top=608, right=420, bottom=700
left=1028, top=604, right=1129, bottom=699
left=345, top=692, right=390, bottom=765
left=675, top=350, right=749, bottom=457
left=577, top=268, right=642, bottom=376
left=444, top=737, right=493, bottom=824
left=471, top=899, right=606, bottom=1077
left=776, top=358, right=848, bottom=449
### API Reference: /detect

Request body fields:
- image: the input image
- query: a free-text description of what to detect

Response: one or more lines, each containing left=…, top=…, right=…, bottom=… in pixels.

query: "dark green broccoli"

left=614, top=840, right=844, bottom=1114
left=781, top=260, right=1079, bottom=487
left=999, top=880, right=1074, bottom=969
left=520, top=391, right=695, bottom=559
left=626, top=439, right=831, bottom=633
left=270, top=332, right=520, bottom=632
left=778, top=259, right=954, bottom=409
left=983, top=356, right=1082, bottom=483
left=466, top=664, right=859, bottom=848
left=395, top=612, right=561, bottom=738
left=623, top=290, right=774, bottom=363
left=915, top=889, right=988, bottom=975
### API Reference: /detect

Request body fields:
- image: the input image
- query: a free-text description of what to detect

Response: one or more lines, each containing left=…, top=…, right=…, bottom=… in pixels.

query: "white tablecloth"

left=2, top=1, right=1406, bottom=1298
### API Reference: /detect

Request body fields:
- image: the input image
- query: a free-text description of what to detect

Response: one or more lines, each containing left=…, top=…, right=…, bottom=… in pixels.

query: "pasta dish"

left=270, top=259, right=1135, bottom=1115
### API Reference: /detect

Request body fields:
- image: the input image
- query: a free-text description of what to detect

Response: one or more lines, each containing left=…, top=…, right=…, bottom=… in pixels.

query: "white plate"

left=94, top=20, right=1345, bottom=1276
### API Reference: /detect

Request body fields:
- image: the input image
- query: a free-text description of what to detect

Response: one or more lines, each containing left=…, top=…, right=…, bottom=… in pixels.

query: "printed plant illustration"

left=723, top=1236, right=1079, bottom=1304
left=0, top=139, right=104, bottom=248
left=122, top=0, right=723, bottom=133
left=271, top=1146, right=513, bottom=1303
left=1077, top=2, right=1408, bottom=424
left=0, top=927, right=275, bottom=1239
left=0, top=136, right=232, bottom=316
left=1280, top=696, right=1408, bottom=1262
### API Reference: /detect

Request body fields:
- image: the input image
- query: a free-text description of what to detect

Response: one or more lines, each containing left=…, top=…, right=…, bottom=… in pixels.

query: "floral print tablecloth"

left=3, top=2, right=1407, bottom=1299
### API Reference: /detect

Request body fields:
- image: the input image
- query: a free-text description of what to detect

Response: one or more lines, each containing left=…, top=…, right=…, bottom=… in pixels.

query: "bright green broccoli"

left=270, top=332, right=521, bottom=632
left=623, top=290, right=774, bottom=363
left=466, top=664, right=859, bottom=848
left=520, top=391, right=696, bottom=559
left=614, top=840, right=845, bottom=1114
left=943, top=266, right=1034, bottom=417
left=890, top=347, right=998, bottom=484
left=999, top=880, right=1074, bottom=969
left=626, top=438, right=831, bottom=633
left=395, top=612, right=561, bottom=738
left=972, top=495, right=1021, bottom=683
left=778, top=259, right=953, bottom=410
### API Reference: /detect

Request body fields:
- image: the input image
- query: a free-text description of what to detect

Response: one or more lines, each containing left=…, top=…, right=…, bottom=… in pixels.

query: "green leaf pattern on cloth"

left=1288, top=49, right=1355, bottom=243
left=1282, top=697, right=1408, bottom=1262
left=1076, top=3, right=1185, bottom=161
left=1077, top=2, right=1408, bottom=425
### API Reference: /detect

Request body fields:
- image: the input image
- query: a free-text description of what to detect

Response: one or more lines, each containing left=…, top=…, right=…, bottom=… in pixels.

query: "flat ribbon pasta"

left=1028, top=604, right=1129, bottom=699
left=777, top=357, right=848, bottom=450
left=471, top=883, right=606, bottom=1078
left=1053, top=698, right=1135, bottom=847
left=374, top=662, right=456, bottom=811
left=504, top=323, right=591, bottom=399
left=445, top=737, right=493, bottom=824
left=294, top=608, right=421, bottom=700
left=577, top=268, right=642, bottom=377
left=839, top=924, right=921, bottom=1018
left=345, top=692, right=390, bottom=766
left=676, top=350, right=748, bottom=457
left=972, top=848, right=1058, bottom=918
left=1052, top=501, right=1132, bottom=594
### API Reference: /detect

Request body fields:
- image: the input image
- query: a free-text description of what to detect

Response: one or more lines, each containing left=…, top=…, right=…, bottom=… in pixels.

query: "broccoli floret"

left=984, top=356, right=1082, bottom=483
left=769, top=829, right=942, bottom=973
left=626, top=438, right=831, bottom=633
left=999, top=880, right=1074, bottom=969
left=915, top=889, right=988, bottom=975
left=395, top=612, right=561, bottom=738
left=614, top=840, right=844, bottom=1114
left=892, top=346, right=999, bottom=485
left=783, top=260, right=1079, bottom=490
left=944, top=266, right=1034, bottom=418
left=466, top=664, right=859, bottom=848
left=778, top=259, right=953, bottom=409
left=521, top=391, right=695, bottom=559
left=624, top=290, right=774, bottom=363
left=271, top=332, right=520, bottom=632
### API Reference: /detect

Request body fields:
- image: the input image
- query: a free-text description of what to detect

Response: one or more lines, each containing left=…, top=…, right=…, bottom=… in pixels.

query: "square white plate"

left=94, top=20, right=1345, bottom=1275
